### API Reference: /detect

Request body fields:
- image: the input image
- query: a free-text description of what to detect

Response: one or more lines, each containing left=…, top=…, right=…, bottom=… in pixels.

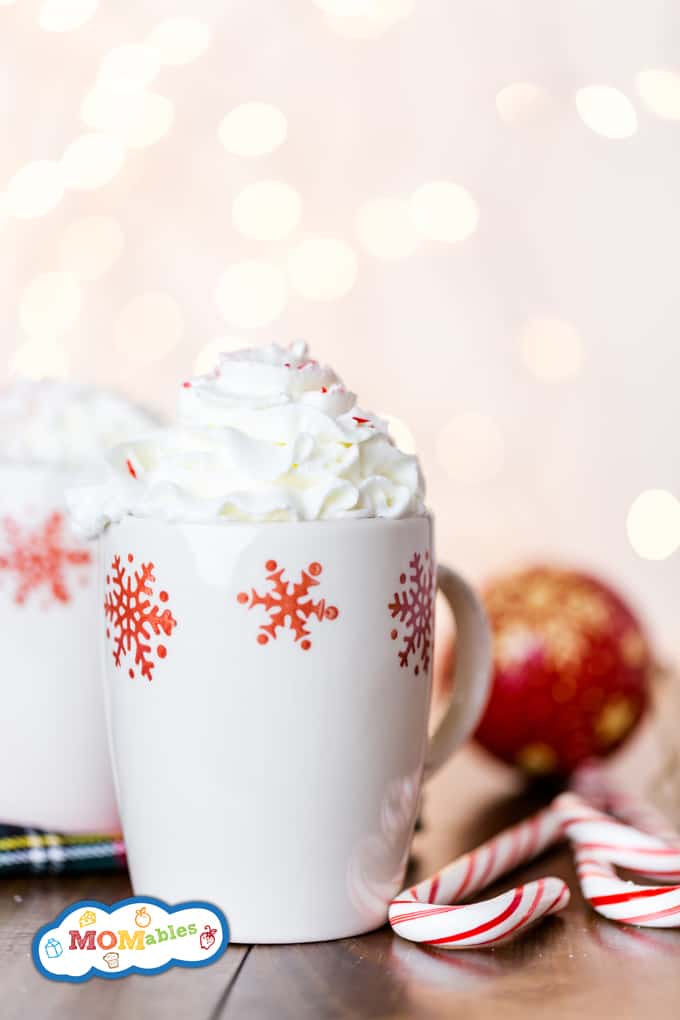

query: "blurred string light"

left=436, top=412, right=505, bottom=484
left=147, top=17, right=211, bottom=65
left=4, top=160, right=64, bottom=218
left=215, top=261, right=288, bottom=328
left=313, top=0, right=370, bottom=12
left=81, top=86, right=129, bottom=130
left=193, top=337, right=244, bottom=374
left=232, top=181, right=302, bottom=241
left=636, top=69, right=680, bottom=120
left=10, top=340, right=69, bottom=380
left=81, top=88, right=174, bottom=149
left=78, top=19, right=211, bottom=149
left=114, top=293, right=183, bottom=365
left=519, top=314, right=584, bottom=382
left=575, top=86, right=638, bottom=139
left=355, top=197, right=419, bottom=259
left=38, top=0, right=98, bottom=32
left=97, top=44, right=160, bottom=94
left=626, top=490, right=680, bottom=560
left=60, top=132, right=124, bottom=190
left=287, top=237, right=358, bottom=300
left=379, top=412, right=417, bottom=454
left=218, top=102, right=288, bottom=157
left=496, top=83, right=554, bottom=125
left=58, top=215, right=124, bottom=281
left=320, top=0, right=414, bottom=39
left=111, top=92, right=173, bottom=149
left=409, top=181, right=479, bottom=243
left=19, top=272, right=81, bottom=340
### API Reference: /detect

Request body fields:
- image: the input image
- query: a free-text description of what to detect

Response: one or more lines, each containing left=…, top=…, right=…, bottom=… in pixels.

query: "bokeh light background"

left=1, top=0, right=679, bottom=656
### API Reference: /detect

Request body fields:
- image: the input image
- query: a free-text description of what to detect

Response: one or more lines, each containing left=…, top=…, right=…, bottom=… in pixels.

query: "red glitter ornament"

left=473, top=567, right=651, bottom=776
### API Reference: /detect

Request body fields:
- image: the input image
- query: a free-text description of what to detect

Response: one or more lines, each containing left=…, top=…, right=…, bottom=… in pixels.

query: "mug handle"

left=424, top=565, right=493, bottom=778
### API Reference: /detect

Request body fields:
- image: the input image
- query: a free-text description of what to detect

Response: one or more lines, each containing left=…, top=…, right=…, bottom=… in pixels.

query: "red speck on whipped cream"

left=182, top=382, right=191, bottom=388
left=126, top=459, right=137, bottom=479
left=353, top=416, right=371, bottom=425
left=321, top=386, right=328, bottom=393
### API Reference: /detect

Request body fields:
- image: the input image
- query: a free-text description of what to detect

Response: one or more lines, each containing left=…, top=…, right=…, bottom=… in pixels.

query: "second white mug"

left=0, top=462, right=118, bottom=831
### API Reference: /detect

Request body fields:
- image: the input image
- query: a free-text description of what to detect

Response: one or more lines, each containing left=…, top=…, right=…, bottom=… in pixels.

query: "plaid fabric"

left=0, top=824, right=126, bottom=876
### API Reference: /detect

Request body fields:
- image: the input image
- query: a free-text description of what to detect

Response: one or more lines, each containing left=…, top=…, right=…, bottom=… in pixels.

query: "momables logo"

left=32, top=896, right=229, bottom=982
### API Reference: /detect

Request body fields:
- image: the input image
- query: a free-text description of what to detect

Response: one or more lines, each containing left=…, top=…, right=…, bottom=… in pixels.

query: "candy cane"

left=388, top=807, right=570, bottom=948
left=389, top=783, right=680, bottom=948
left=556, top=788, right=680, bottom=928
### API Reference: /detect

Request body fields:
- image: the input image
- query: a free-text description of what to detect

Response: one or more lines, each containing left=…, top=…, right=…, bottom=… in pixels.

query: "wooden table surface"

left=2, top=728, right=679, bottom=1020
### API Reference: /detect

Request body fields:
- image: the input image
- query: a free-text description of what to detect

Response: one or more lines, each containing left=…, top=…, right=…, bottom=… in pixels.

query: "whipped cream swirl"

left=67, top=342, right=425, bottom=536
left=0, top=378, right=157, bottom=469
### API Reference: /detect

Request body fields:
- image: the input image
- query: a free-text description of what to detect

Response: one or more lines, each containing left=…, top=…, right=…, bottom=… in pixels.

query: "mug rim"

left=103, top=508, right=433, bottom=535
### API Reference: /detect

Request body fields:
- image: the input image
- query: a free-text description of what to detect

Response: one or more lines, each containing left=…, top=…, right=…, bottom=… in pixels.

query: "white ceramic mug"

left=0, top=463, right=118, bottom=832
left=100, top=513, right=491, bottom=943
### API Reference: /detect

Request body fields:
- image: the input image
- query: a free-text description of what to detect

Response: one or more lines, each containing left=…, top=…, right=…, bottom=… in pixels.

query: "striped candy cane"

left=388, top=807, right=570, bottom=948
left=556, top=791, right=680, bottom=928
left=389, top=779, right=680, bottom=948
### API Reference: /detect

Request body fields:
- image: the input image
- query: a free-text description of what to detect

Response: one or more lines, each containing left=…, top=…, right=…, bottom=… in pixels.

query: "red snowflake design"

left=388, top=550, right=435, bottom=676
left=237, top=559, right=339, bottom=651
left=0, top=511, right=91, bottom=607
left=104, top=553, right=177, bottom=682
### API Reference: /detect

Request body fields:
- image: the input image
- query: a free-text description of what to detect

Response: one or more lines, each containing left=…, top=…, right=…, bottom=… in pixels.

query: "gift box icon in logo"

left=79, top=909, right=96, bottom=927
left=102, top=952, right=120, bottom=970
left=199, top=925, right=217, bottom=951
left=44, top=938, right=63, bottom=959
